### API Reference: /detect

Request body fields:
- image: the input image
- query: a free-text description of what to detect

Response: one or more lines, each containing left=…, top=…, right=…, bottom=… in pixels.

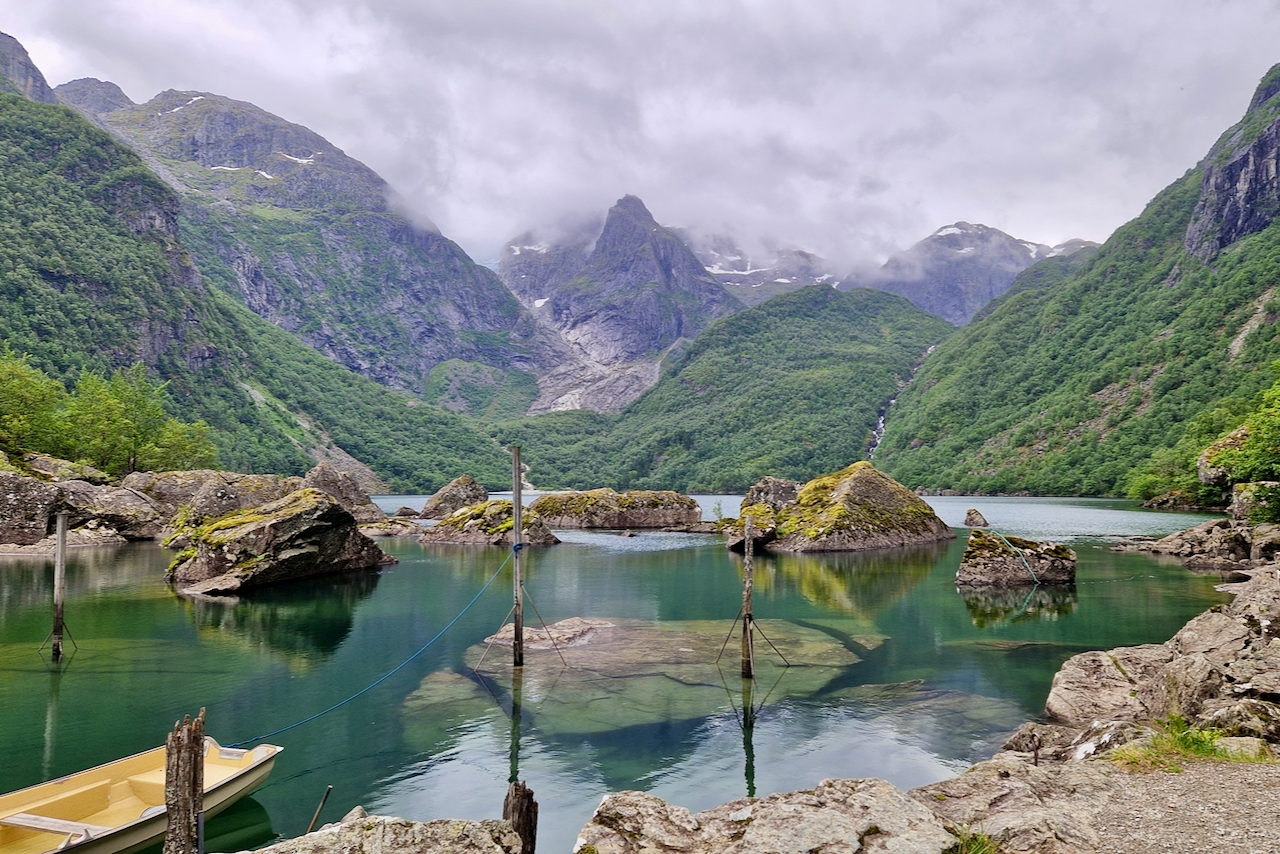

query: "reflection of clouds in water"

left=922, top=496, right=1217, bottom=542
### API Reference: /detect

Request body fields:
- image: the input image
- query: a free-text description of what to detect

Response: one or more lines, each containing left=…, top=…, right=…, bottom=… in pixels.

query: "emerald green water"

left=0, top=497, right=1227, bottom=852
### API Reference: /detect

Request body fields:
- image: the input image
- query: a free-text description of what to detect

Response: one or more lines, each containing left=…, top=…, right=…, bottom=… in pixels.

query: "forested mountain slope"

left=492, top=286, right=952, bottom=492
left=875, top=63, right=1280, bottom=496
left=55, top=80, right=556, bottom=407
left=0, top=89, right=510, bottom=490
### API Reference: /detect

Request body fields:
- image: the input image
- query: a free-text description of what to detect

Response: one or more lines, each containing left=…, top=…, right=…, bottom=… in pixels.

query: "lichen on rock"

left=530, top=488, right=701, bottom=529
left=419, top=500, right=559, bottom=546
left=957, top=529, right=1076, bottom=586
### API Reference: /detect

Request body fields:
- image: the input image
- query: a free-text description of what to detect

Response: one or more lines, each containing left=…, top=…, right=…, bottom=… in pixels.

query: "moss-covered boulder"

left=418, top=500, right=559, bottom=546
left=169, top=488, right=394, bottom=595
left=418, top=475, right=489, bottom=520
left=123, top=469, right=302, bottom=526
left=302, top=462, right=387, bottom=524
left=957, top=529, right=1076, bottom=585
left=737, top=462, right=954, bottom=553
left=529, top=488, right=701, bottom=529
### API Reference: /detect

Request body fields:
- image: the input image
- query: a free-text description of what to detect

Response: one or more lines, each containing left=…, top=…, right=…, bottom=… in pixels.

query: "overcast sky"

left=5, top=0, right=1280, bottom=266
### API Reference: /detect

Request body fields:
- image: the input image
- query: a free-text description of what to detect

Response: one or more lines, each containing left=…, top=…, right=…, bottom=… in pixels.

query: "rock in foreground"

left=419, top=500, right=559, bottom=546
left=956, top=529, right=1076, bottom=586
left=236, top=806, right=520, bottom=854
left=530, top=488, right=701, bottom=529
left=171, top=488, right=393, bottom=595
left=737, top=462, right=955, bottom=552
left=575, top=780, right=955, bottom=854
left=420, top=475, right=490, bottom=520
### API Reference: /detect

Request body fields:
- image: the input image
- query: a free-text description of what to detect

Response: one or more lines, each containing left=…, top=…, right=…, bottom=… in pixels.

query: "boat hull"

left=0, top=739, right=281, bottom=854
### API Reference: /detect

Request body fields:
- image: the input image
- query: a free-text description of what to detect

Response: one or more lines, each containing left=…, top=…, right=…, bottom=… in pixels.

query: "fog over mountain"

left=6, top=1, right=1280, bottom=265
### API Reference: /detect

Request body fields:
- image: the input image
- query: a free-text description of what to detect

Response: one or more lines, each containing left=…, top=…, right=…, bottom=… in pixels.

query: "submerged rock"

left=956, top=530, right=1076, bottom=586
left=419, top=475, right=489, bottom=520
left=171, top=488, right=393, bottom=595
left=529, top=488, right=701, bottom=529
left=419, top=500, right=559, bottom=546
left=576, top=779, right=955, bottom=854
left=737, top=462, right=954, bottom=553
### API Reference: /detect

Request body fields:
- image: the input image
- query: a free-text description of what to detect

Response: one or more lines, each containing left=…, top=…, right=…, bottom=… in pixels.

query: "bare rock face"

left=740, top=462, right=954, bottom=553
left=576, top=779, right=955, bottom=854
left=956, top=530, right=1076, bottom=586
left=1145, top=518, right=1252, bottom=563
left=1231, top=481, right=1280, bottom=522
left=530, top=489, right=701, bottom=529
left=1185, top=66, right=1280, bottom=261
left=420, top=475, right=489, bottom=520
left=303, top=462, right=387, bottom=524
left=237, top=807, right=521, bottom=854
left=419, top=500, right=559, bottom=546
left=964, top=508, right=989, bottom=527
left=0, top=472, right=60, bottom=545
left=1043, top=645, right=1175, bottom=724
left=171, top=488, right=393, bottom=595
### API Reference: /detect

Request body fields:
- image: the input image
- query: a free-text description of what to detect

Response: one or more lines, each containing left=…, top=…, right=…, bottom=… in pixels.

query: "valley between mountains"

left=5, top=27, right=1280, bottom=510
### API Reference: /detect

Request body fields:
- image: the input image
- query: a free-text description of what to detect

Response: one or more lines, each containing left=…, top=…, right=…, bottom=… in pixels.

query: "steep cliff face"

left=0, top=33, right=57, bottom=104
left=841, top=223, right=1095, bottom=326
left=1185, top=64, right=1280, bottom=260
left=501, top=195, right=742, bottom=413
left=56, top=83, right=555, bottom=398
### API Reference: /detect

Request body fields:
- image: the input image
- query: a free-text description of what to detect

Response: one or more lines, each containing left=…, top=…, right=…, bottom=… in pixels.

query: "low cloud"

left=8, top=0, right=1280, bottom=267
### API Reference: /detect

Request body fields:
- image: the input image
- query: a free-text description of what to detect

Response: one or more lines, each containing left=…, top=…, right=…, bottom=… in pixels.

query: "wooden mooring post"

left=503, top=780, right=537, bottom=854
left=512, top=446, right=524, bottom=668
left=163, top=708, right=205, bottom=854
left=51, top=512, right=68, bottom=661
left=740, top=516, right=755, bottom=679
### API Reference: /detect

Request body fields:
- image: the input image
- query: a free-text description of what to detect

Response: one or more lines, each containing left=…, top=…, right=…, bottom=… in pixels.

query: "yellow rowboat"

left=0, top=738, right=281, bottom=854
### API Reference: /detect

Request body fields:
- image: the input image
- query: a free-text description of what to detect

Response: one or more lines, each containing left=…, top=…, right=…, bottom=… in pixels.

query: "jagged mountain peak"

left=677, top=229, right=839, bottom=307
left=1247, top=63, right=1280, bottom=116
left=55, top=77, right=135, bottom=114
left=0, top=31, right=57, bottom=104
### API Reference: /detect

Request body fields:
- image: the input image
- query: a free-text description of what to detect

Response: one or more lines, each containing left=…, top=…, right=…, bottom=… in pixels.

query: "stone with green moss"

left=734, top=462, right=954, bottom=553
left=529, top=488, right=701, bottom=529
left=170, top=488, right=393, bottom=595
left=418, top=500, right=559, bottom=546
left=957, top=529, right=1076, bottom=586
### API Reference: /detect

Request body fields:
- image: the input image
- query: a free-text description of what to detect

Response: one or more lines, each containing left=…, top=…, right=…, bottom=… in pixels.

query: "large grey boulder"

left=57, top=480, right=164, bottom=539
left=964, top=508, right=989, bottom=527
left=419, top=501, right=559, bottom=547
left=910, top=754, right=1118, bottom=854
left=0, top=471, right=60, bottom=544
left=419, top=476, right=489, bottom=520
left=171, top=488, right=394, bottom=595
left=530, top=489, right=701, bottom=529
left=303, top=462, right=387, bottom=524
left=1043, top=645, right=1175, bottom=723
left=576, top=779, right=955, bottom=854
left=234, top=806, right=521, bottom=854
left=956, top=530, right=1076, bottom=586
left=123, top=469, right=301, bottom=523
left=738, top=462, right=954, bottom=553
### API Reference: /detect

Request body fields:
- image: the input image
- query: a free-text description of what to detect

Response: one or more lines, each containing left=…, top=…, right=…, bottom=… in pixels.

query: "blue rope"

left=228, top=548, right=515, bottom=747
left=990, top=530, right=1040, bottom=584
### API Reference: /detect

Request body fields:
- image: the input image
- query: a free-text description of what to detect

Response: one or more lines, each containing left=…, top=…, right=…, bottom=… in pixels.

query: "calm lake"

left=0, top=495, right=1225, bottom=852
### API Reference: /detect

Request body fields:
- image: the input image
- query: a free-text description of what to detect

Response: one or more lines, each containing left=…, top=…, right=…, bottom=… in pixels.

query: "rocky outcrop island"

left=733, top=462, right=955, bottom=552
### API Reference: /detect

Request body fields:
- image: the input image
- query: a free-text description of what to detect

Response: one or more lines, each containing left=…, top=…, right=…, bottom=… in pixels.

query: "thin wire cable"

left=228, top=549, right=514, bottom=747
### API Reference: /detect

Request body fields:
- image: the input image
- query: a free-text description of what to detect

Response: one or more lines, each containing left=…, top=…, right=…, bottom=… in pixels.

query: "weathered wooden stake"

left=51, top=512, right=68, bottom=661
left=740, top=516, right=755, bottom=679
left=512, top=446, right=524, bottom=668
left=163, top=708, right=205, bottom=854
left=502, top=780, right=538, bottom=854
left=508, top=665, right=524, bottom=784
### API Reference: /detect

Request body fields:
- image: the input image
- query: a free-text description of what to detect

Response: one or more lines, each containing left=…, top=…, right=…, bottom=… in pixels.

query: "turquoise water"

left=0, top=497, right=1225, bottom=852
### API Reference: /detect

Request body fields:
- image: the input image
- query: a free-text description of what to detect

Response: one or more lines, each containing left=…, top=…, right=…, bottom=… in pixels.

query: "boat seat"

left=0, top=813, right=111, bottom=839
left=125, top=770, right=167, bottom=805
